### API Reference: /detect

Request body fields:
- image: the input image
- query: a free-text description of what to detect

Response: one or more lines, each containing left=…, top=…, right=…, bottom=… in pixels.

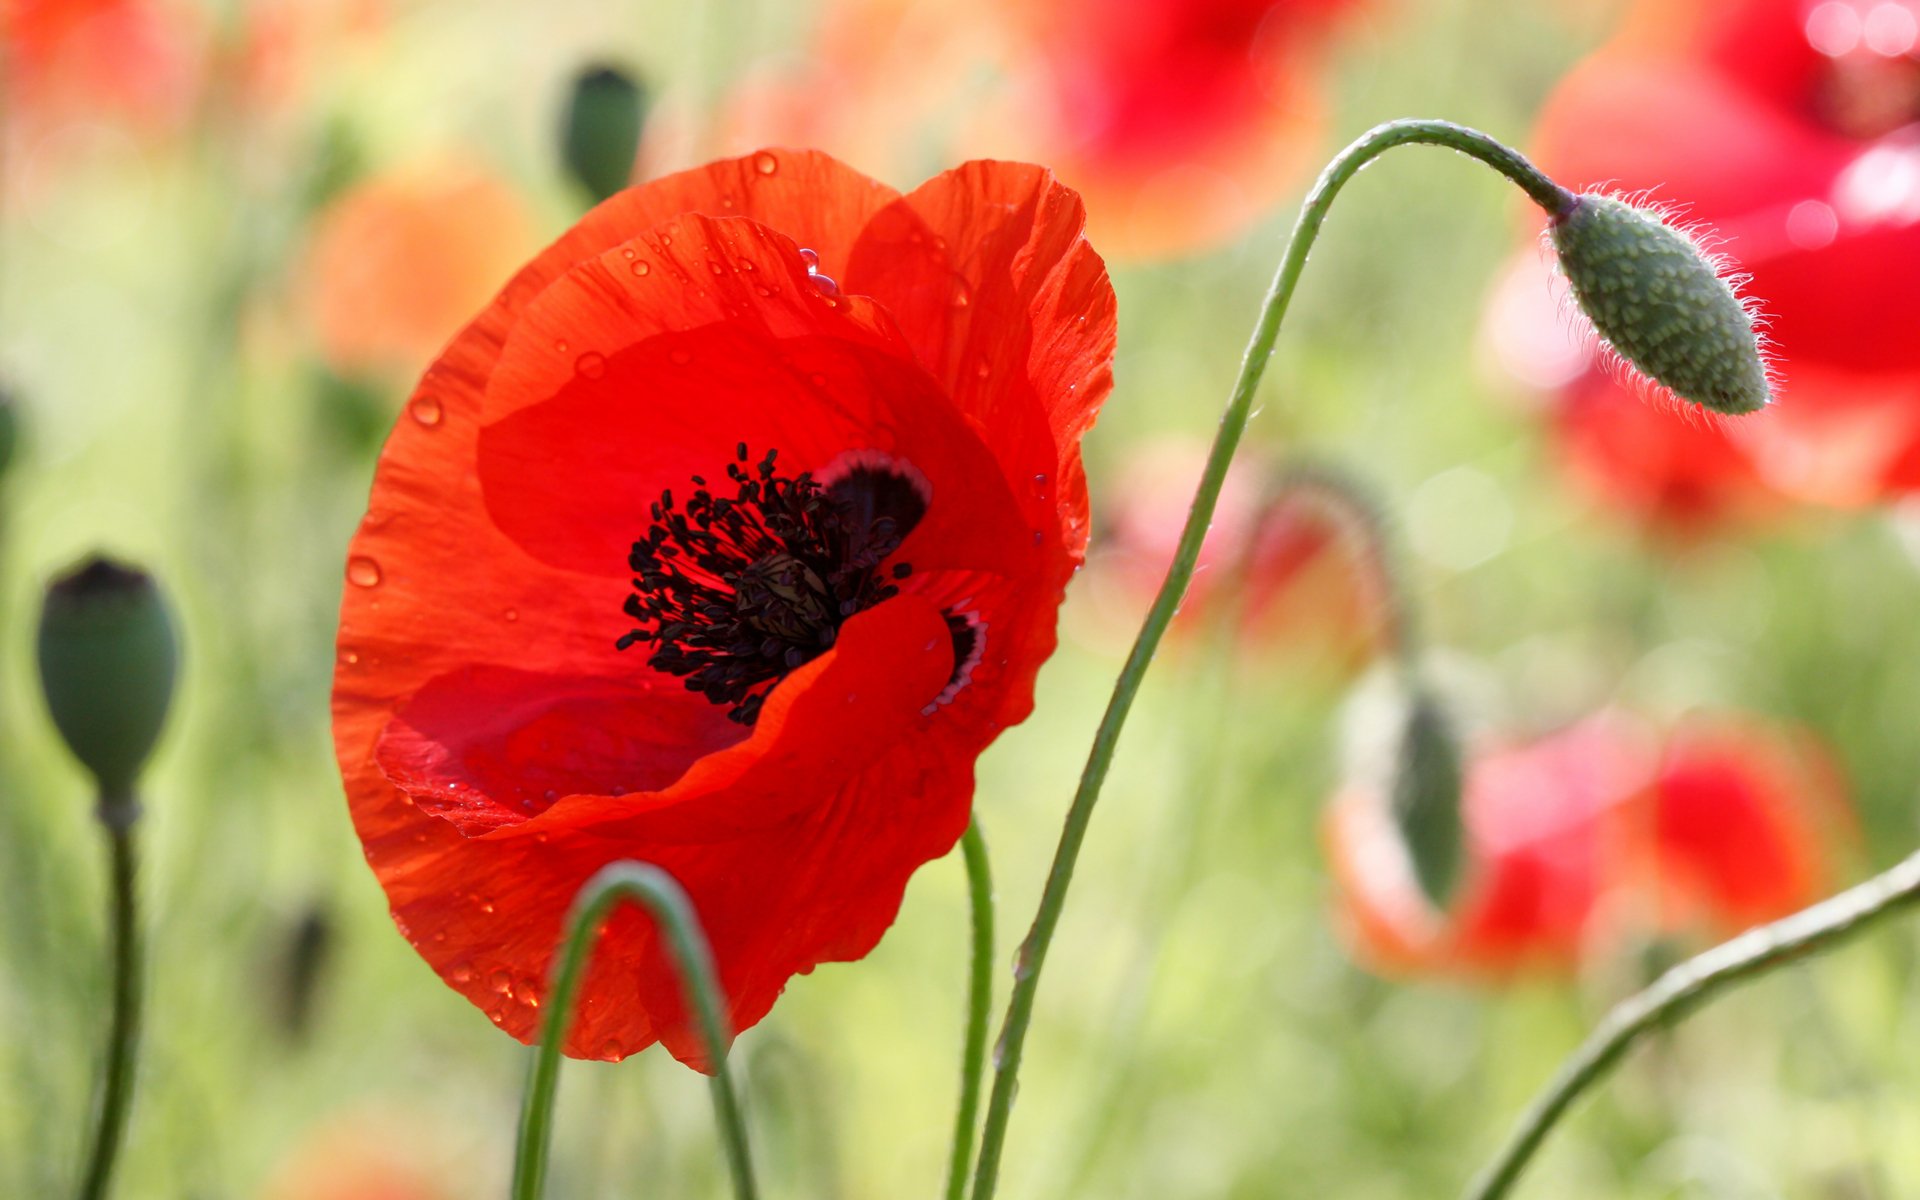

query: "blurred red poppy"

left=1524, top=0, right=1920, bottom=521
left=3, top=0, right=206, bottom=135
left=263, top=1111, right=464, bottom=1200
left=698, top=0, right=1363, bottom=260
left=1083, top=438, right=1375, bottom=666
left=332, top=150, right=1115, bottom=1066
left=1328, top=710, right=1856, bottom=977
left=1627, top=717, right=1852, bottom=935
left=1327, top=717, right=1649, bottom=975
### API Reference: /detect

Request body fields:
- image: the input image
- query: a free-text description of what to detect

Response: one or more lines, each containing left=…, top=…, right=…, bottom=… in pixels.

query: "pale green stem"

left=509, top=861, right=757, bottom=1200
left=1464, top=845, right=1920, bottom=1200
left=967, top=119, right=1571, bottom=1200
left=943, top=819, right=995, bottom=1200
left=76, top=797, right=141, bottom=1200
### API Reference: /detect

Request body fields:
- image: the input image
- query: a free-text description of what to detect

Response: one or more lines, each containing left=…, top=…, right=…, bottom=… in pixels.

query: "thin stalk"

left=968, top=119, right=1572, bottom=1200
left=509, top=862, right=757, bottom=1200
left=76, top=800, right=141, bottom=1200
left=944, top=819, right=995, bottom=1200
left=1464, top=845, right=1920, bottom=1200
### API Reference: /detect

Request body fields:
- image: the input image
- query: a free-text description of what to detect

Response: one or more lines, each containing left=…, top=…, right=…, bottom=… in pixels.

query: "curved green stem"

left=76, top=799, right=141, bottom=1200
left=1464, top=845, right=1920, bottom=1200
left=510, top=861, right=758, bottom=1200
left=967, top=119, right=1571, bottom=1200
left=944, top=819, right=995, bottom=1200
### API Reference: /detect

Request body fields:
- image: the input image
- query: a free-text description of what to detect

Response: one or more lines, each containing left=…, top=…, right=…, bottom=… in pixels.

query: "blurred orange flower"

left=3, top=0, right=207, bottom=135
left=1517, top=0, right=1920, bottom=523
left=300, top=160, right=541, bottom=381
left=261, top=1114, right=463, bottom=1200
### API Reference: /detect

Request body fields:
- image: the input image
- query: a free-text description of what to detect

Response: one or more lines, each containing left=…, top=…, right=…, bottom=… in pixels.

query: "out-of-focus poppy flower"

left=1329, top=710, right=1857, bottom=977
left=224, top=0, right=387, bottom=114
left=301, top=160, right=541, bottom=381
left=980, top=0, right=1363, bottom=258
left=262, top=1112, right=464, bottom=1200
left=332, top=150, right=1115, bottom=1066
left=3, top=0, right=206, bottom=136
left=1081, top=438, right=1376, bottom=665
left=695, top=0, right=1362, bottom=260
left=1627, top=717, right=1852, bottom=935
left=1521, top=0, right=1920, bottom=521
left=1327, top=716, right=1651, bottom=975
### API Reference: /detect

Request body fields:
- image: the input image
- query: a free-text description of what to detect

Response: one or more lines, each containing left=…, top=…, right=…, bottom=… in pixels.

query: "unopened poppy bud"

left=0, top=383, right=19, bottom=481
left=1390, top=688, right=1465, bottom=907
left=36, top=556, right=179, bottom=808
left=1551, top=194, right=1770, bottom=416
left=560, top=64, right=647, bottom=205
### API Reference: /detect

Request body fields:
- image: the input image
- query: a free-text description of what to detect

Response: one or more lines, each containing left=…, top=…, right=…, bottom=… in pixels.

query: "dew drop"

left=338, top=648, right=360, bottom=666
left=631, top=259, right=652, bottom=276
left=504, top=607, right=520, bottom=622
left=408, top=396, right=444, bottom=426
left=489, top=969, right=513, bottom=995
left=450, top=964, right=475, bottom=984
left=798, top=246, right=820, bottom=272
left=554, top=339, right=570, bottom=353
left=346, top=556, right=383, bottom=588
left=658, top=233, right=672, bottom=246
left=737, top=258, right=757, bottom=272
left=753, top=150, right=779, bottom=175
left=708, top=260, right=724, bottom=275
left=811, top=272, right=840, bottom=296
left=952, top=281, right=971, bottom=308
left=574, top=351, right=607, bottom=380
left=598, top=1039, right=624, bottom=1061
left=621, top=247, right=636, bottom=260
left=756, top=286, right=776, bottom=297
left=975, top=359, right=991, bottom=379
left=478, top=899, right=497, bottom=914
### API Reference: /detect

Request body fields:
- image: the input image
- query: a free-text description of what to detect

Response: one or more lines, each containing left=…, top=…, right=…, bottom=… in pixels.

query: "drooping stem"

left=943, top=819, right=995, bottom=1200
left=967, top=119, right=1572, bottom=1200
left=510, top=861, right=758, bottom=1200
left=76, top=799, right=142, bottom=1200
left=1464, top=845, right=1920, bottom=1200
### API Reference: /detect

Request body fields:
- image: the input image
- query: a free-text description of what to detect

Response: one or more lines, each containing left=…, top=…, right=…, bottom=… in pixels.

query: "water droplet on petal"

left=753, top=150, right=779, bottom=175
left=737, top=258, right=756, bottom=272
left=575, top=351, right=607, bottom=379
left=504, top=607, right=519, bottom=622
left=621, top=247, right=636, bottom=260
left=338, top=647, right=360, bottom=665
left=812, top=273, right=839, bottom=296
left=408, top=396, right=444, bottom=426
left=450, top=964, right=475, bottom=984
left=631, top=259, right=651, bottom=276
left=952, top=281, right=971, bottom=308
left=797, top=247, right=820, bottom=272
left=347, top=556, right=383, bottom=587
left=598, top=1039, right=624, bottom=1061
left=554, top=340, right=569, bottom=354
left=489, top=969, right=513, bottom=995
left=708, top=260, right=724, bottom=275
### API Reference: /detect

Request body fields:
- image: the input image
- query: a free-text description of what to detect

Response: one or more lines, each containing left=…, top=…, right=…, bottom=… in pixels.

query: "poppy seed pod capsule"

left=1391, top=687, right=1465, bottom=907
left=1551, top=194, right=1771, bottom=416
left=560, top=64, right=647, bottom=205
left=36, top=556, right=179, bottom=809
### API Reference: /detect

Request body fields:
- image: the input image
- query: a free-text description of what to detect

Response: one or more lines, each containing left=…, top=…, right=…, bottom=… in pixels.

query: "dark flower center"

left=619, top=444, right=937, bottom=725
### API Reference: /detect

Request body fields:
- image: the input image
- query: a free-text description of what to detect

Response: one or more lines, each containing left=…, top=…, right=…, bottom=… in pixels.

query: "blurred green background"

left=7, top=0, right=1920, bottom=1197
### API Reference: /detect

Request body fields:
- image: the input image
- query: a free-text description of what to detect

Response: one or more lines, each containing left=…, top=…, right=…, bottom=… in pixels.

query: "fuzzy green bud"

left=1552, top=194, right=1770, bottom=416
left=36, top=556, right=179, bottom=808
left=560, top=64, right=647, bottom=206
left=1390, top=688, right=1465, bottom=908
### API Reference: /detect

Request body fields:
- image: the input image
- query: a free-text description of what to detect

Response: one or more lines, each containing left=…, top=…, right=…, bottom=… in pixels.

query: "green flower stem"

left=967, top=119, right=1572, bottom=1200
left=1464, top=845, right=1920, bottom=1200
left=76, top=798, right=142, bottom=1200
left=510, top=862, right=757, bottom=1200
left=944, top=819, right=995, bottom=1200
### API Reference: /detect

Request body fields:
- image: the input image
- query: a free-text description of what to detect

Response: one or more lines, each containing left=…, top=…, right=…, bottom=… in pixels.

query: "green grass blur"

left=6, top=0, right=1920, bottom=1197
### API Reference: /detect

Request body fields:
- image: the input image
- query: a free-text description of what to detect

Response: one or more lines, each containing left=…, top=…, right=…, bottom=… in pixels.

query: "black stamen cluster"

left=620, top=445, right=918, bottom=725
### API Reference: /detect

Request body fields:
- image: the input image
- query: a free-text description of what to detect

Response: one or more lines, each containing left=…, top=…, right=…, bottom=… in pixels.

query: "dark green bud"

left=1552, top=194, right=1771, bottom=416
left=0, top=383, right=19, bottom=480
left=36, top=556, right=179, bottom=807
left=1390, top=688, right=1465, bottom=908
left=560, top=65, right=648, bottom=206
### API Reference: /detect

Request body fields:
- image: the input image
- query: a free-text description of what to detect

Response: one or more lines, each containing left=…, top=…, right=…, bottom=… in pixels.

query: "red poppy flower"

left=1326, top=717, right=1651, bottom=976
left=3, top=0, right=206, bottom=136
left=982, top=0, right=1366, bottom=258
left=1524, top=0, right=1920, bottom=521
left=1627, top=717, right=1852, bottom=935
left=332, top=150, right=1115, bottom=1066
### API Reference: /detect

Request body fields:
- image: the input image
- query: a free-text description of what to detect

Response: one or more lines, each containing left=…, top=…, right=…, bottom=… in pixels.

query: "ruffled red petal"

left=334, top=151, right=1114, bottom=1064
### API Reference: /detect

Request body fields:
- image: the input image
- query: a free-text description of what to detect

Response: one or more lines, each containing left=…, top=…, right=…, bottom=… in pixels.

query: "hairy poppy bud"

left=36, top=556, right=179, bottom=809
left=1551, top=194, right=1770, bottom=416
left=1391, top=687, right=1465, bottom=907
left=560, top=64, right=647, bottom=205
